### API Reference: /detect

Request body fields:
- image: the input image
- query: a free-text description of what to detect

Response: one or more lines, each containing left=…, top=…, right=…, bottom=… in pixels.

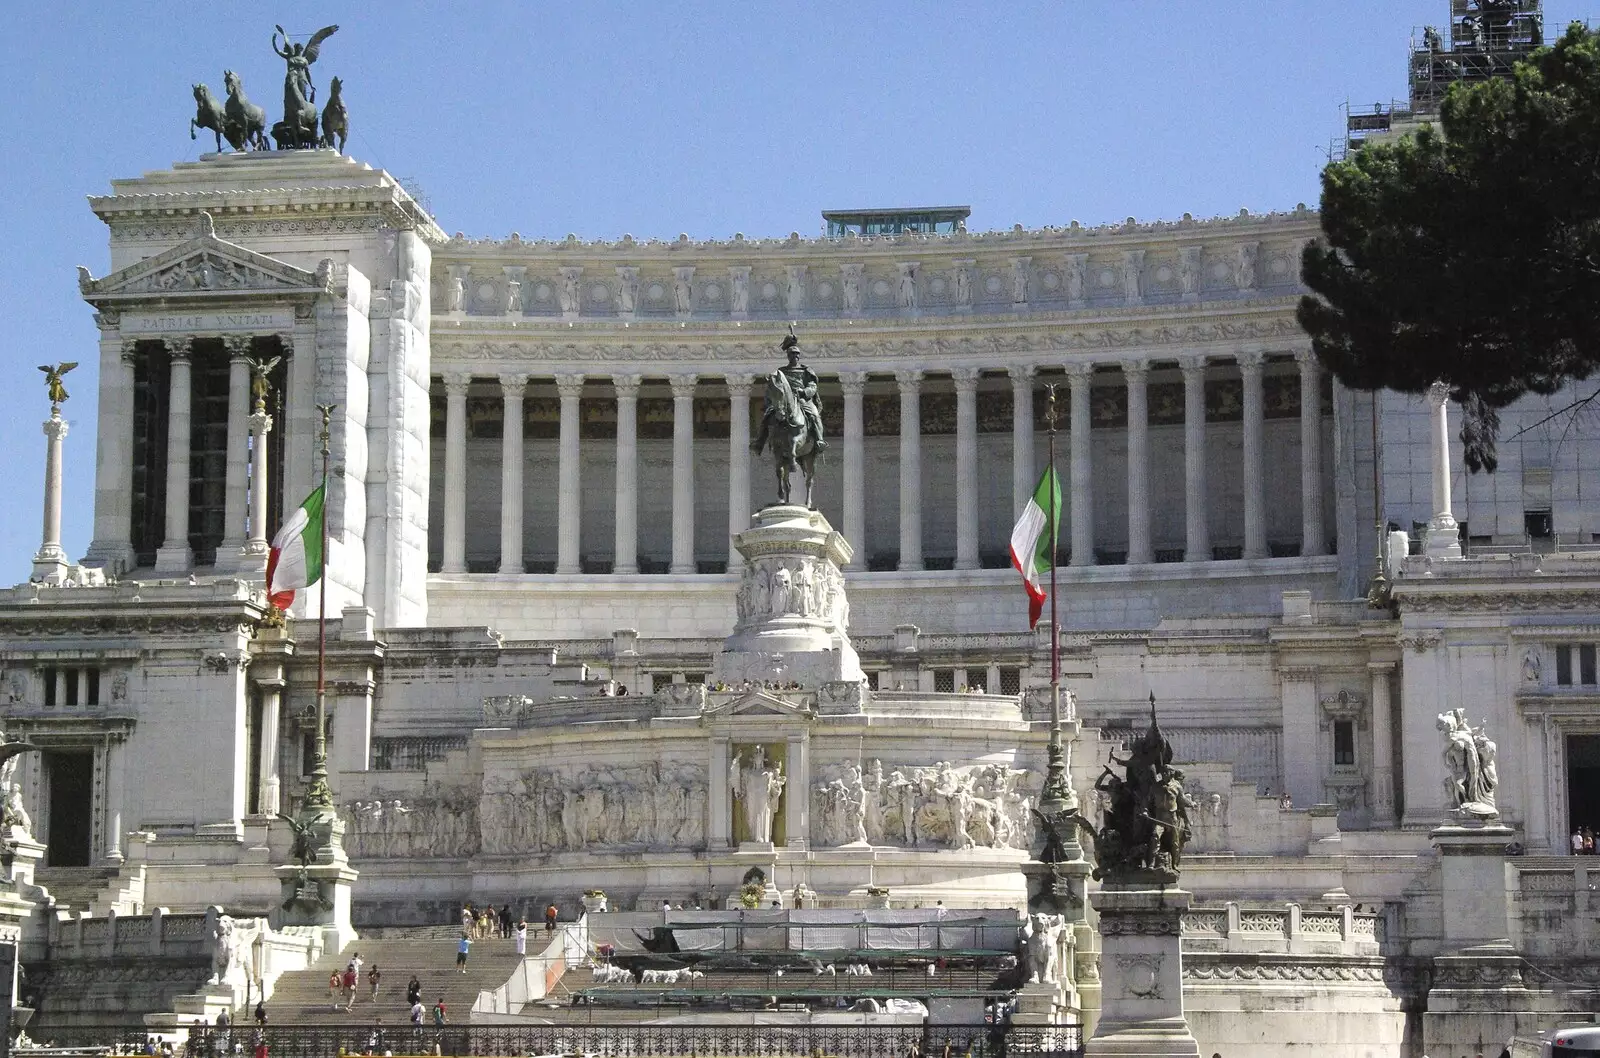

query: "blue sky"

left=1, top=1, right=1591, bottom=583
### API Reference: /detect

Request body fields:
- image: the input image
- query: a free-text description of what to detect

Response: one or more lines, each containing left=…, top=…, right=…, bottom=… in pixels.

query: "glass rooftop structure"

left=822, top=206, right=971, bottom=238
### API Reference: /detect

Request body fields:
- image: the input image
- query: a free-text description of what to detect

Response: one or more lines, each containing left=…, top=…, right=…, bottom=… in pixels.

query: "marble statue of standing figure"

left=731, top=748, right=784, bottom=844
left=0, top=738, right=38, bottom=840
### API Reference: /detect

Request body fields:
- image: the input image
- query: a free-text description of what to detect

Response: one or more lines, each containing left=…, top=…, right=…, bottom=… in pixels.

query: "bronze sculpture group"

left=188, top=25, right=348, bottom=153
left=1090, top=695, right=1194, bottom=884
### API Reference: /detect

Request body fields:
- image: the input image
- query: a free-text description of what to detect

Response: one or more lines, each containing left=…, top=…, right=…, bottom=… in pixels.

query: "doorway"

left=1567, top=736, right=1600, bottom=851
left=44, top=751, right=93, bottom=867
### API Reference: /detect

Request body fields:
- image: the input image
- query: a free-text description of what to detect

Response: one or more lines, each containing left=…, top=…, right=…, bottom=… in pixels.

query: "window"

left=85, top=669, right=99, bottom=706
left=301, top=732, right=317, bottom=777
left=1000, top=668, right=1022, bottom=696
left=1526, top=509, right=1554, bottom=540
left=41, top=667, right=56, bottom=708
left=1556, top=645, right=1598, bottom=687
left=651, top=673, right=673, bottom=694
left=64, top=670, right=79, bottom=707
left=968, top=672, right=987, bottom=693
left=1334, top=720, right=1356, bottom=767
left=934, top=670, right=955, bottom=693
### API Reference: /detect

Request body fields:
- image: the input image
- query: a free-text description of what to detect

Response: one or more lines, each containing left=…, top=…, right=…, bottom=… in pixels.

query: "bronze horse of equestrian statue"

left=752, top=369, right=819, bottom=508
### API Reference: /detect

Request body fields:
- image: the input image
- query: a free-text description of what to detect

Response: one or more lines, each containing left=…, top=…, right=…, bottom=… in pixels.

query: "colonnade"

left=95, top=333, right=289, bottom=574
left=436, top=351, right=1329, bottom=574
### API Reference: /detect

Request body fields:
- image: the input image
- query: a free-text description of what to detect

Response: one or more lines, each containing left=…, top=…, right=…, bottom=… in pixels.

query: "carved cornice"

left=1399, top=590, right=1600, bottom=614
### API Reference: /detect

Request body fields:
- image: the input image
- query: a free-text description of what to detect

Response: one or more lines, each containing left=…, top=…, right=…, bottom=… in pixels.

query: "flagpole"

left=307, top=403, right=335, bottom=810
left=1045, top=385, right=1061, bottom=746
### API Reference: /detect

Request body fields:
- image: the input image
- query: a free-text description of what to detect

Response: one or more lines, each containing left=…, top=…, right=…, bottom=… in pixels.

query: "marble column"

left=32, top=412, right=69, bottom=583
left=217, top=336, right=253, bottom=566
left=709, top=738, right=732, bottom=849
left=499, top=373, right=529, bottom=574
left=1239, top=350, right=1268, bottom=559
left=556, top=374, right=584, bottom=574
left=1423, top=379, right=1462, bottom=560
left=670, top=374, right=697, bottom=574
left=1181, top=356, right=1210, bottom=563
left=954, top=368, right=980, bottom=570
left=840, top=372, right=867, bottom=566
left=1125, top=360, right=1152, bottom=565
left=1368, top=661, right=1396, bottom=827
left=103, top=736, right=126, bottom=864
left=257, top=674, right=284, bottom=816
left=155, top=339, right=195, bottom=573
left=613, top=375, right=641, bottom=574
left=785, top=735, right=809, bottom=849
left=439, top=372, right=471, bottom=574
left=727, top=374, right=753, bottom=569
left=1068, top=363, right=1094, bottom=567
left=1011, top=366, right=1036, bottom=517
left=1298, top=351, right=1326, bottom=557
left=86, top=327, right=136, bottom=573
left=897, top=370, right=923, bottom=571
left=245, top=398, right=273, bottom=569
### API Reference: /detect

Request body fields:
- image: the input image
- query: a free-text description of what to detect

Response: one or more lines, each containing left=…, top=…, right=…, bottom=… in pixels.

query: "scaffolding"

left=1407, top=1, right=1545, bottom=112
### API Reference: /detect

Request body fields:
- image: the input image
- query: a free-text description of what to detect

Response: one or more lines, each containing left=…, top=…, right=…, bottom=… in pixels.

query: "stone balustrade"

left=1180, top=902, right=1382, bottom=956
left=47, top=907, right=223, bottom=961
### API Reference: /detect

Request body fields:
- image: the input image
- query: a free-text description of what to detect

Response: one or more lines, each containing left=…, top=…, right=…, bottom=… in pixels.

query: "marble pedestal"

left=273, top=813, right=359, bottom=952
left=1085, top=885, right=1199, bottom=1058
left=1431, top=819, right=1520, bottom=951
left=713, top=505, right=861, bottom=688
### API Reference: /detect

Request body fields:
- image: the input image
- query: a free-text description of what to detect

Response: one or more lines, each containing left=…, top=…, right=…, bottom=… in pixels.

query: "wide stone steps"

left=262, top=926, right=528, bottom=1026
left=32, top=867, right=119, bottom=912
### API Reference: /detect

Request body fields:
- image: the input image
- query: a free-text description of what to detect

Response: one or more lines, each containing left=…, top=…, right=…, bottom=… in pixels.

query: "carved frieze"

left=812, top=759, right=1032, bottom=851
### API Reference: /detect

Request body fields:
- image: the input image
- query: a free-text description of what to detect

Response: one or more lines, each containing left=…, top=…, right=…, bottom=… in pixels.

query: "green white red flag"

left=1008, top=468, right=1061, bottom=628
left=267, top=485, right=325, bottom=611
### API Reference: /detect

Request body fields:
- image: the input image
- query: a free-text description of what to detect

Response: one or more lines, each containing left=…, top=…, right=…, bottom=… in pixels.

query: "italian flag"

left=267, top=485, right=325, bottom=611
left=1008, top=468, right=1062, bottom=629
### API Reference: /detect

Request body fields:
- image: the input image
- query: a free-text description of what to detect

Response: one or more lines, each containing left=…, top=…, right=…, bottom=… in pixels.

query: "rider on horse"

left=752, top=332, right=827, bottom=457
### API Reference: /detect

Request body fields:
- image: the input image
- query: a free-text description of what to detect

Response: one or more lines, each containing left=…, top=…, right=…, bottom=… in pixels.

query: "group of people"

left=326, top=952, right=378, bottom=1013
left=1572, top=827, right=1599, bottom=854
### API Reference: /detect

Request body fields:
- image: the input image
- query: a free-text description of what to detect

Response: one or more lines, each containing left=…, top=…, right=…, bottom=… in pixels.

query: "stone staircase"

left=260, top=925, right=529, bottom=1025
left=32, top=867, right=118, bottom=913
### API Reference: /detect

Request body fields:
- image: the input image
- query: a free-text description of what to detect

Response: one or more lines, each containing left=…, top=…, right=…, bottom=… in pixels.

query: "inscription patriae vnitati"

left=123, top=311, right=294, bottom=335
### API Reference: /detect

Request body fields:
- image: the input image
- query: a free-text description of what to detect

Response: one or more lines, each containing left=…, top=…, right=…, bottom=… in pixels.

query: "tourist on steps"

left=406, top=975, right=421, bottom=1007
left=368, top=965, right=381, bottom=1000
left=514, top=919, right=527, bottom=955
left=456, top=933, right=471, bottom=973
left=544, top=903, right=558, bottom=935
left=432, top=996, right=448, bottom=1026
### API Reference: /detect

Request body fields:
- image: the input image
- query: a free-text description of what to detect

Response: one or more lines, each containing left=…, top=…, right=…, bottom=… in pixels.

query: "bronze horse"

left=223, top=71, right=269, bottom=151
left=752, top=369, right=818, bottom=508
left=319, top=77, right=348, bottom=153
left=190, top=84, right=227, bottom=152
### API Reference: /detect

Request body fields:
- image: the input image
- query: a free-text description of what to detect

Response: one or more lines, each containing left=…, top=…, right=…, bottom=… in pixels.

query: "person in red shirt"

left=544, top=904, right=558, bottom=935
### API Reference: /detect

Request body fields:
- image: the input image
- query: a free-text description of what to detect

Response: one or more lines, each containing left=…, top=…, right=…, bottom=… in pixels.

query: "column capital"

left=1009, top=364, right=1036, bottom=388
left=276, top=331, right=296, bottom=350
left=42, top=416, right=68, bottom=441
left=1427, top=380, right=1450, bottom=407
left=1294, top=348, right=1318, bottom=368
left=441, top=371, right=473, bottom=395
left=1122, top=358, right=1150, bottom=383
left=951, top=366, right=981, bottom=391
left=1237, top=349, right=1267, bottom=373
left=119, top=338, right=140, bottom=364
left=895, top=368, right=922, bottom=390
left=837, top=370, right=867, bottom=395
left=668, top=374, right=699, bottom=400
left=165, top=337, right=194, bottom=361
left=1065, top=362, right=1094, bottom=383
left=1367, top=660, right=1397, bottom=676
left=724, top=371, right=762, bottom=393
left=1179, top=354, right=1209, bottom=378
left=498, top=371, right=532, bottom=393
left=555, top=373, right=587, bottom=400
left=613, top=373, right=643, bottom=399
left=222, top=334, right=253, bottom=358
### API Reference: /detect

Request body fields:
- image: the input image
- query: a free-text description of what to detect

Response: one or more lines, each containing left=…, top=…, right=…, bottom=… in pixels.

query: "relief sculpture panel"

left=809, top=759, right=1033, bottom=851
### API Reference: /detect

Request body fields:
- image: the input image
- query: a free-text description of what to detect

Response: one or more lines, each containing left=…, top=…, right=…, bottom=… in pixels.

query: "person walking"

left=253, top=1000, right=266, bottom=1028
left=499, top=904, right=513, bottom=939
left=406, top=975, right=422, bottom=1007
left=456, top=933, right=471, bottom=973
left=368, top=964, right=381, bottom=1000
left=328, top=969, right=340, bottom=1002
left=544, top=903, right=558, bottom=935
left=342, top=964, right=357, bottom=1012
left=514, top=919, right=527, bottom=956
left=432, top=996, right=448, bottom=1026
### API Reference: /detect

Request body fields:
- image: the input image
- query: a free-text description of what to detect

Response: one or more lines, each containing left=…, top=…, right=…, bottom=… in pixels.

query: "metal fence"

left=22, top=1021, right=1082, bottom=1058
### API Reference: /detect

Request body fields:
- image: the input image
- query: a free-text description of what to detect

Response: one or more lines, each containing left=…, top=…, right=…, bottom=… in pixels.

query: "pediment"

left=701, top=689, right=814, bottom=720
left=80, top=220, right=326, bottom=305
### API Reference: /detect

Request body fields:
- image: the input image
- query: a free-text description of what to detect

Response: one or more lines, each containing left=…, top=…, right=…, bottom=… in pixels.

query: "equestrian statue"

left=185, top=25, right=345, bottom=152
left=751, top=328, right=827, bottom=508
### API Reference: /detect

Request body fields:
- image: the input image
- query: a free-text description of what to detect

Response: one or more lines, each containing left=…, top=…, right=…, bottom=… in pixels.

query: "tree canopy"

left=1299, top=24, right=1600, bottom=471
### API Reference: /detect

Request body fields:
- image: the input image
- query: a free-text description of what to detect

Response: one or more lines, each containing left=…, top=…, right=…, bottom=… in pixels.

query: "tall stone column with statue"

left=32, top=364, right=76, bottom=585
left=1083, top=696, right=1200, bottom=1057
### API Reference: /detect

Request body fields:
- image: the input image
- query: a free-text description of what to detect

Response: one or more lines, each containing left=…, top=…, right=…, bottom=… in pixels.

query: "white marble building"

left=5, top=147, right=1600, bottom=1051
